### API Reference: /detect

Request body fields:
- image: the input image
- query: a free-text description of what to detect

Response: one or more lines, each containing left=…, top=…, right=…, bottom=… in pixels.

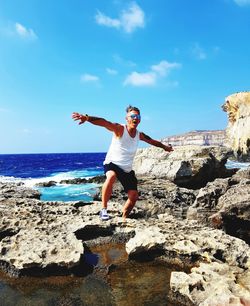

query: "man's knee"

left=127, top=190, right=139, bottom=202
left=105, top=171, right=117, bottom=185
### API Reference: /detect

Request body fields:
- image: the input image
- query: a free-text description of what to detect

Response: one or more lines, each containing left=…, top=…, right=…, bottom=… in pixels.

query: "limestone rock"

left=170, top=262, right=250, bottom=306
left=126, top=217, right=250, bottom=269
left=35, top=181, right=57, bottom=187
left=0, top=182, right=130, bottom=276
left=186, top=178, right=230, bottom=224
left=0, top=182, right=40, bottom=199
left=1, top=181, right=250, bottom=305
left=126, top=218, right=250, bottom=305
left=125, top=227, right=166, bottom=255
left=94, top=177, right=197, bottom=218
left=162, top=130, right=226, bottom=147
left=231, top=168, right=250, bottom=182
left=1, top=229, right=83, bottom=271
left=60, top=175, right=105, bottom=185
left=222, top=91, right=250, bottom=161
left=186, top=170, right=250, bottom=244
left=133, top=145, right=234, bottom=189
left=213, top=176, right=250, bottom=244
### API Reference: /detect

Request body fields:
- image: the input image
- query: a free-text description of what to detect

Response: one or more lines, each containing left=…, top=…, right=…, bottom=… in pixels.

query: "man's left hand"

left=164, top=144, right=173, bottom=152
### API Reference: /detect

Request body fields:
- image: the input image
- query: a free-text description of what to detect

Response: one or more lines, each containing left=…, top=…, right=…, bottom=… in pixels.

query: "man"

left=72, top=106, right=173, bottom=220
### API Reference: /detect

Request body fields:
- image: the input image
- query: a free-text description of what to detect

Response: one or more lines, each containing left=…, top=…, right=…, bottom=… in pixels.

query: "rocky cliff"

left=162, top=130, right=226, bottom=147
left=133, top=145, right=235, bottom=189
left=222, top=91, right=250, bottom=161
left=1, top=169, right=250, bottom=305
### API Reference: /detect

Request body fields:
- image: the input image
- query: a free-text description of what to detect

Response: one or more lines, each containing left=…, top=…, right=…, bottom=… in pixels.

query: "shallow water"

left=225, top=159, right=250, bottom=169
left=38, top=183, right=98, bottom=202
left=108, top=261, right=173, bottom=306
left=0, top=243, right=176, bottom=306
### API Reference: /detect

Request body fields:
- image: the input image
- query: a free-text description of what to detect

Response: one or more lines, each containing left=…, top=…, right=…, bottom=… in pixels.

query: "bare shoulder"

left=104, top=120, right=124, bottom=136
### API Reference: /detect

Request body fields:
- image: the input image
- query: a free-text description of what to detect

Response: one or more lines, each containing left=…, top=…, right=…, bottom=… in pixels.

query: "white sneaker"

left=99, top=208, right=110, bottom=221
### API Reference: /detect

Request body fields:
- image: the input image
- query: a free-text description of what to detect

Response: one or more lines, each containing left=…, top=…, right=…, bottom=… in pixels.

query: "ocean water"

left=0, top=153, right=105, bottom=202
left=0, top=153, right=249, bottom=202
left=225, top=159, right=250, bottom=170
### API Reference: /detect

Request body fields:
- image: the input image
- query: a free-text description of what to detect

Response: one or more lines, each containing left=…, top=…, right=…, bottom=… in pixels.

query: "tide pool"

left=37, top=183, right=99, bottom=202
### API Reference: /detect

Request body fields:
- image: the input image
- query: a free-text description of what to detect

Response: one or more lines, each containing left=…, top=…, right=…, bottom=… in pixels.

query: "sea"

left=0, top=153, right=106, bottom=202
left=0, top=153, right=249, bottom=202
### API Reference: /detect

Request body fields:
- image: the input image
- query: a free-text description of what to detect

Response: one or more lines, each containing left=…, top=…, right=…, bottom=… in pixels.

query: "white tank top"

left=104, top=125, right=140, bottom=172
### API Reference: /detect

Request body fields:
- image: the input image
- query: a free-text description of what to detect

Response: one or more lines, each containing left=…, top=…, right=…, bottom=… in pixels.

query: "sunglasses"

left=129, top=114, right=141, bottom=120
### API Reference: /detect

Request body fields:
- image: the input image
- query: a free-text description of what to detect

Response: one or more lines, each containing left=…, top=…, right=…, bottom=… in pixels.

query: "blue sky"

left=0, top=0, right=249, bottom=154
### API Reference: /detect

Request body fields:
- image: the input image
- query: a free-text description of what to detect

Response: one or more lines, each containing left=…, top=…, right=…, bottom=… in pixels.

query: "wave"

left=51, top=169, right=102, bottom=181
left=0, top=175, right=24, bottom=184
left=0, top=168, right=103, bottom=188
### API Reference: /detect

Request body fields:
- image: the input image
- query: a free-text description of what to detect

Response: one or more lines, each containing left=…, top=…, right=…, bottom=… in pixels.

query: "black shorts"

left=104, top=162, right=138, bottom=192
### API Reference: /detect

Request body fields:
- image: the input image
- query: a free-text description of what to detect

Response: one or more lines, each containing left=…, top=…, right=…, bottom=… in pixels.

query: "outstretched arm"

left=72, top=112, right=123, bottom=136
left=140, top=132, right=173, bottom=152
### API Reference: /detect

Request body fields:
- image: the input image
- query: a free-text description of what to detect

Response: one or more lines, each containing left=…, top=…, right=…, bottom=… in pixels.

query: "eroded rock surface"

left=170, top=262, right=250, bottom=306
left=222, top=91, right=250, bottom=161
left=125, top=213, right=250, bottom=306
left=94, top=177, right=198, bottom=219
left=186, top=169, right=250, bottom=244
left=133, top=145, right=235, bottom=189
left=0, top=167, right=249, bottom=305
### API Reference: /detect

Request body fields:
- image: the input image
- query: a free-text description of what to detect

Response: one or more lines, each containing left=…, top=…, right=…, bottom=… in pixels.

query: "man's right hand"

left=72, top=112, right=88, bottom=125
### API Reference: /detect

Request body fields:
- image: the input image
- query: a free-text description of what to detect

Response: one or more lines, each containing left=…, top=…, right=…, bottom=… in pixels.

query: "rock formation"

left=222, top=91, right=250, bottom=161
left=133, top=145, right=235, bottom=189
left=0, top=166, right=250, bottom=305
left=186, top=169, right=250, bottom=244
left=0, top=145, right=250, bottom=305
left=162, top=130, right=226, bottom=147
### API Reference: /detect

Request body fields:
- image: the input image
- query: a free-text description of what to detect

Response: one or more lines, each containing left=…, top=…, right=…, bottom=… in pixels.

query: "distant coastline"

left=162, top=129, right=226, bottom=147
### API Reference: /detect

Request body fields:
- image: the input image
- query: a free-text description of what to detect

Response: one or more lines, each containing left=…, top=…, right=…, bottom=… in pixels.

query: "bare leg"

left=122, top=190, right=139, bottom=220
left=102, top=170, right=116, bottom=209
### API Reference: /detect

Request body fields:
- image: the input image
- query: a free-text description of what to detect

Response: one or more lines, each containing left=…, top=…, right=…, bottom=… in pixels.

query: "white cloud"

left=106, top=68, right=118, bottom=75
left=95, top=2, right=145, bottom=33
left=191, top=43, right=207, bottom=60
left=15, top=23, right=37, bottom=39
left=124, top=72, right=156, bottom=86
left=95, top=11, right=121, bottom=29
left=80, top=74, right=99, bottom=82
left=124, top=60, right=181, bottom=87
left=120, top=2, right=145, bottom=33
left=151, top=60, right=181, bottom=76
left=233, top=0, right=250, bottom=6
